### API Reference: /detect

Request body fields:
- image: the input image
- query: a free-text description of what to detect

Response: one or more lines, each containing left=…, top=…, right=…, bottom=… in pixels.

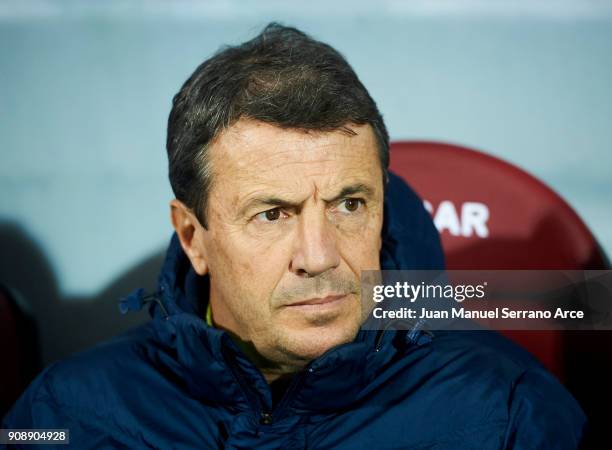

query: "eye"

left=254, top=207, right=285, bottom=223
left=338, top=198, right=364, bottom=213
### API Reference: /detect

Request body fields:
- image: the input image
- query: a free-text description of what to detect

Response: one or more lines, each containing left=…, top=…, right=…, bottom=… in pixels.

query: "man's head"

left=168, top=23, right=389, bottom=375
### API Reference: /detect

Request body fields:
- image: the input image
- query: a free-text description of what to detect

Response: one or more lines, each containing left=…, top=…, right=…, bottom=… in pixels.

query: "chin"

left=278, top=320, right=361, bottom=362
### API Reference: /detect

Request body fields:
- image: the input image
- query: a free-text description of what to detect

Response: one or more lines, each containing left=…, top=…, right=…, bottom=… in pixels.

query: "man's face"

left=196, top=119, right=384, bottom=367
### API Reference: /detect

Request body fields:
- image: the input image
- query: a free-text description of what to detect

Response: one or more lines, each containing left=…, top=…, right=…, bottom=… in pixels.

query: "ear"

left=170, top=199, right=209, bottom=276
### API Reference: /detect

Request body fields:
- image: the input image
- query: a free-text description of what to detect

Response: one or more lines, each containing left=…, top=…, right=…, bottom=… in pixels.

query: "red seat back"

left=389, top=141, right=609, bottom=374
left=390, top=141, right=608, bottom=271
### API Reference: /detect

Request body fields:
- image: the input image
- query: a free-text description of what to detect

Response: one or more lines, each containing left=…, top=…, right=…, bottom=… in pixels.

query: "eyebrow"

left=238, top=183, right=376, bottom=217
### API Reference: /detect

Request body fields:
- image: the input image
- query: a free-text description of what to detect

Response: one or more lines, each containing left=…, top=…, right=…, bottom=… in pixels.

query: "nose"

left=290, top=207, right=341, bottom=278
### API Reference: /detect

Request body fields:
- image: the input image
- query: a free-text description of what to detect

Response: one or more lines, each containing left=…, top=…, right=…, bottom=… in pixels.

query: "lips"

left=286, top=294, right=347, bottom=307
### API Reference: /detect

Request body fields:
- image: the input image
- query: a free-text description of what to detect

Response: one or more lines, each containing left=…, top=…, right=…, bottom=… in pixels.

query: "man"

left=3, top=24, right=586, bottom=449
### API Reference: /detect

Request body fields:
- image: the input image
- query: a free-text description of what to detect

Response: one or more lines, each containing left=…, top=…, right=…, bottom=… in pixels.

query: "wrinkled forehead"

left=208, top=119, right=382, bottom=197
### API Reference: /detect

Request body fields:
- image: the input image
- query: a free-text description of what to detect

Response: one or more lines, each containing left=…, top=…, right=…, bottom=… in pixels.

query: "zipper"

left=249, top=367, right=309, bottom=426
left=223, top=349, right=312, bottom=426
left=259, top=412, right=273, bottom=425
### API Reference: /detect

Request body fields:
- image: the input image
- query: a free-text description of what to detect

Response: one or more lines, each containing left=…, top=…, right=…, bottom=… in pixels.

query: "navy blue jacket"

left=3, top=173, right=586, bottom=449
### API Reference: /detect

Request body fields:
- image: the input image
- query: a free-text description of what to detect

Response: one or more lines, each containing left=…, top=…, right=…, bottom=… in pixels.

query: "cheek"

left=208, top=227, right=289, bottom=307
left=337, top=211, right=383, bottom=270
left=342, top=237, right=381, bottom=270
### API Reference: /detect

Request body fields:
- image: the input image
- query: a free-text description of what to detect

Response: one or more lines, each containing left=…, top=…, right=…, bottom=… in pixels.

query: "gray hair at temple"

left=166, top=22, right=390, bottom=228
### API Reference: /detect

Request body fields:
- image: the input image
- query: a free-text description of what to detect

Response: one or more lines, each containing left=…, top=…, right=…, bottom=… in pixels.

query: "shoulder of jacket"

left=427, top=329, right=545, bottom=380
left=33, top=322, right=160, bottom=415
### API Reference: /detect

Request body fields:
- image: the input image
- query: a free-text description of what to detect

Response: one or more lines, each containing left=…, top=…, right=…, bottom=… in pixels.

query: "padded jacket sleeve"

left=2, top=367, right=139, bottom=450
left=503, top=369, right=587, bottom=449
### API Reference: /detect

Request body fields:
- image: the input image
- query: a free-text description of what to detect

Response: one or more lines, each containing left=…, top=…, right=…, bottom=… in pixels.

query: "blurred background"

left=1, top=0, right=611, bottom=369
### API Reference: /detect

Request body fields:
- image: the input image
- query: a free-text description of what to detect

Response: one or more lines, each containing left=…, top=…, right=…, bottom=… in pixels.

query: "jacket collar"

left=131, top=171, right=444, bottom=413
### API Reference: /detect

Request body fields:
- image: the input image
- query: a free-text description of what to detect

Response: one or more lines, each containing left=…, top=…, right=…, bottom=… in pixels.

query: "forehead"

left=207, top=119, right=381, bottom=201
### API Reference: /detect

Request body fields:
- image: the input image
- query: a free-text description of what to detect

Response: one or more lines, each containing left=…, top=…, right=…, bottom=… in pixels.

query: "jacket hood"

left=121, top=171, right=445, bottom=417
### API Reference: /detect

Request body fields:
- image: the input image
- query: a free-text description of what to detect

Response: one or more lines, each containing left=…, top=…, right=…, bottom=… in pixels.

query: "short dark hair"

left=167, top=23, right=389, bottom=228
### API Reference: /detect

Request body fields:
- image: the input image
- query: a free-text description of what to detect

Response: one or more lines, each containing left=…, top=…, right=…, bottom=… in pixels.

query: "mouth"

left=285, top=294, right=348, bottom=308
